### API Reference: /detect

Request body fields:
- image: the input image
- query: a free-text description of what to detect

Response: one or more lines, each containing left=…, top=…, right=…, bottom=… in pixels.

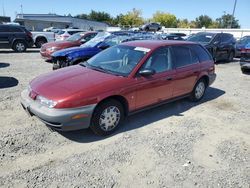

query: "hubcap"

left=195, top=82, right=205, bottom=99
left=99, top=106, right=120, bottom=131
left=16, top=43, right=25, bottom=51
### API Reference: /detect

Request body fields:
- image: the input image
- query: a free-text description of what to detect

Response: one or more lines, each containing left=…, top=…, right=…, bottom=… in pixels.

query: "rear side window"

left=189, top=44, right=213, bottom=62
left=68, top=31, right=80, bottom=35
left=172, top=46, right=198, bottom=68
left=221, top=34, right=233, bottom=43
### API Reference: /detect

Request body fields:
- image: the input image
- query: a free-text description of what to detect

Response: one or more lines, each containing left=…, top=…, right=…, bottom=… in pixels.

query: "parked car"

left=240, top=42, right=250, bottom=72
left=51, top=32, right=130, bottom=70
left=140, top=23, right=162, bottom=32
left=235, top=36, right=250, bottom=57
left=0, top=24, right=33, bottom=52
left=187, top=32, right=236, bottom=62
left=169, top=33, right=187, bottom=37
left=55, top=29, right=85, bottom=41
left=43, top=27, right=62, bottom=33
left=31, top=31, right=55, bottom=48
left=21, top=40, right=216, bottom=135
left=40, top=31, right=97, bottom=62
left=161, top=34, right=184, bottom=40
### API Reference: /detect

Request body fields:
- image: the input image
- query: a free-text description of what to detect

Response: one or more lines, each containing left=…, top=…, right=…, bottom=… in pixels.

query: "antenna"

left=2, top=2, right=5, bottom=16
left=20, top=4, right=23, bottom=14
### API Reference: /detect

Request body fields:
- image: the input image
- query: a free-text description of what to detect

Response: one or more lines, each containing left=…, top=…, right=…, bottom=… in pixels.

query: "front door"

left=135, top=47, right=175, bottom=109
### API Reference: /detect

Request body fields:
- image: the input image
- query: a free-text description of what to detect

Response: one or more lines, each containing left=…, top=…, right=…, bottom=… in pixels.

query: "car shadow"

left=0, top=76, right=19, bottom=89
left=0, top=49, right=39, bottom=54
left=58, top=87, right=225, bottom=143
left=0, top=62, right=10, bottom=68
left=215, top=59, right=239, bottom=64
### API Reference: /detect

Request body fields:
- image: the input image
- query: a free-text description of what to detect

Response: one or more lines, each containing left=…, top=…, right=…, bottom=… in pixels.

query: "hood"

left=43, top=40, right=77, bottom=48
left=51, top=46, right=98, bottom=57
left=30, top=65, right=125, bottom=107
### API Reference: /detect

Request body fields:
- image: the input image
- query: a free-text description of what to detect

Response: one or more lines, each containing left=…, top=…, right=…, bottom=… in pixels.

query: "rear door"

left=172, top=45, right=200, bottom=97
left=135, top=47, right=175, bottom=109
left=216, top=34, right=233, bottom=60
left=0, top=25, right=10, bottom=48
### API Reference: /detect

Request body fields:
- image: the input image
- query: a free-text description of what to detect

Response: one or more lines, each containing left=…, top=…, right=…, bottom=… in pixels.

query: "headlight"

left=47, top=47, right=60, bottom=52
left=36, top=95, right=57, bottom=108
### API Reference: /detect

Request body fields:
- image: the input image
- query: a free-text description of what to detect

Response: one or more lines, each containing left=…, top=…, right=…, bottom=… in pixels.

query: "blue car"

left=240, top=42, right=250, bottom=73
left=51, top=32, right=131, bottom=70
left=236, top=36, right=250, bottom=57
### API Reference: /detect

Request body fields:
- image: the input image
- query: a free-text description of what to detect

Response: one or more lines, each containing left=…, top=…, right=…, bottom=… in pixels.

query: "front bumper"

left=208, top=73, right=216, bottom=86
left=21, top=89, right=97, bottom=131
left=240, top=62, right=250, bottom=70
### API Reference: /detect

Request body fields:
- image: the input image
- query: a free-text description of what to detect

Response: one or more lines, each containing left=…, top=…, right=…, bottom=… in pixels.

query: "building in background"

left=14, top=14, right=108, bottom=31
left=0, top=16, right=11, bottom=24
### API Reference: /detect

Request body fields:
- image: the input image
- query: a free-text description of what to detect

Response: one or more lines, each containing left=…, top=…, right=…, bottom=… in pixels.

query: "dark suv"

left=187, top=32, right=236, bottom=62
left=0, top=24, right=34, bottom=52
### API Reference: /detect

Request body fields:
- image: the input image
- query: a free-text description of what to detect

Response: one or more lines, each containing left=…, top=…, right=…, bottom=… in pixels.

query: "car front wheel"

left=190, top=79, right=207, bottom=102
left=90, top=99, right=124, bottom=136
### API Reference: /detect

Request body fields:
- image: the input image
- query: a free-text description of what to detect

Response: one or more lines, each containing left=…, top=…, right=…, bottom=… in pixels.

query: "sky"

left=0, top=0, right=250, bottom=28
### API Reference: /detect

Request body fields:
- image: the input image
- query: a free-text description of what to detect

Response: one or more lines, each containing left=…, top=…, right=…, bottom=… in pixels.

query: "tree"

left=194, top=15, right=213, bottom=28
left=216, top=13, right=240, bottom=28
left=152, top=11, right=177, bottom=28
left=177, top=19, right=190, bottom=28
left=75, top=10, right=113, bottom=25
left=88, top=10, right=112, bottom=24
left=119, top=8, right=144, bottom=27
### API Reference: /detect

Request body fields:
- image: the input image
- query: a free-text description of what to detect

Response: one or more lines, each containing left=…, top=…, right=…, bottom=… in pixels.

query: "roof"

left=14, top=14, right=109, bottom=27
left=123, top=40, right=196, bottom=50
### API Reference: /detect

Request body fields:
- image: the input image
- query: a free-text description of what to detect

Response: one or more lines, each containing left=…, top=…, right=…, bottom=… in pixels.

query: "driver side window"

left=143, top=47, right=172, bottom=73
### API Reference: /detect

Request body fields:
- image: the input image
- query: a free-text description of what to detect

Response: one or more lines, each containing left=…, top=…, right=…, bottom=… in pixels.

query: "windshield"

left=238, top=36, right=250, bottom=45
left=81, top=32, right=111, bottom=48
left=187, top=33, right=216, bottom=43
left=66, top=32, right=83, bottom=41
left=84, top=45, right=148, bottom=76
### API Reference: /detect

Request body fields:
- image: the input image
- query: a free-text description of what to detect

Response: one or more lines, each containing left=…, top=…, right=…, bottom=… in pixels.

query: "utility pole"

left=230, top=0, right=237, bottom=28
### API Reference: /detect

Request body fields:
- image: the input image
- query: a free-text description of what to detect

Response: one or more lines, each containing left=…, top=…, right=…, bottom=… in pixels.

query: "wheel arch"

left=95, top=95, right=129, bottom=117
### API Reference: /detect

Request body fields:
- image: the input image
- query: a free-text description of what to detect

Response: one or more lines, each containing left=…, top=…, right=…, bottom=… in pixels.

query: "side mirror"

left=139, top=68, right=156, bottom=77
left=80, top=39, right=86, bottom=43
left=98, top=43, right=110, bottom=50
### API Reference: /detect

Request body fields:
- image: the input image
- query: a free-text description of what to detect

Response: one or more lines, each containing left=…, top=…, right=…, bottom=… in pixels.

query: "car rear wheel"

left=190, top=79, right=207, bottom=102
left=13, top=41, right=27, bottom=52
left=35, top=38, right=47, bottom=48
left=90, top=99, right=124, bottom=136
left=227, top=51, right=234, bottom=62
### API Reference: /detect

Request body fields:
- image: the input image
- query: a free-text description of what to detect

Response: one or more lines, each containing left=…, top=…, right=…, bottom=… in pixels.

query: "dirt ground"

left=0, top=49, right=249, bottom=188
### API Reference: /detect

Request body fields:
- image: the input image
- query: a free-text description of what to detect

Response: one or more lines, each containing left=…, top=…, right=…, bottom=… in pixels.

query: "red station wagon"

left=40, top=31, right=97, bottom=61
left=21, top=40, right=216, bottom=135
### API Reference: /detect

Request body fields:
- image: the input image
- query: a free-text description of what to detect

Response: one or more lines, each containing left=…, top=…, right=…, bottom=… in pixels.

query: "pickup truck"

left=31, top=32, right=55, bottom=48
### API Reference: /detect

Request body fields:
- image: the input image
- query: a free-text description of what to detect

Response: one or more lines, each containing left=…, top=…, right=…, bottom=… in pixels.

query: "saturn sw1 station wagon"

left=21, top=40, right=216, bottom=135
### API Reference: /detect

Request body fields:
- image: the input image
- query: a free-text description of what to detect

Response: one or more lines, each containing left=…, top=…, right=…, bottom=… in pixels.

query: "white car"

left=56, top=29, right=85, bottom=41
left=31, top=31, right=55, bottom=48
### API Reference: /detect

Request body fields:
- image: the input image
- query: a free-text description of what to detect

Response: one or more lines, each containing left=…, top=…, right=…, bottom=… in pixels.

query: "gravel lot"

left=0, top=49, right=250, bottom=188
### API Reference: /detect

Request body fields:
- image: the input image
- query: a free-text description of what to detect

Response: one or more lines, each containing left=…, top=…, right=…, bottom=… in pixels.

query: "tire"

left=90, top=99, right=124, bottom=136
left=35, top=38, right=47, bottom=48
left=12, top=40, right=27, bottom=52
left=227, top=51, right=234, bottom=62
left=189, top=79, right=207, bottom=102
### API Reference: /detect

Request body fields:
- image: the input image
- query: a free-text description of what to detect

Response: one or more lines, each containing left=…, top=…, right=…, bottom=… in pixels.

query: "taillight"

left=241, top=48, right=250, bottom=53
left=27, top=31, right=32, bottom=38
left=209, top=65, right=215, bottom=74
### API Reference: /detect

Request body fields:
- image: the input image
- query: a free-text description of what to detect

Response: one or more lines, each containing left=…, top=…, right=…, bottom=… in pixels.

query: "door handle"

left=193, top=71, right=198, bottom=74
left=166, top=77, right=173, bottom=81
